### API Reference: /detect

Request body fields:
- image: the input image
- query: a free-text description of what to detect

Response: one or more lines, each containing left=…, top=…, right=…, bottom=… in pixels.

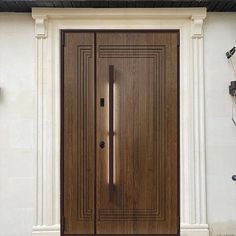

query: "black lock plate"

left=100, top=98, right=105, bottom=107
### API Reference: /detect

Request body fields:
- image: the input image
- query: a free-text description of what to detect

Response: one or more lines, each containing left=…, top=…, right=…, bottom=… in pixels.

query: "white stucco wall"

left=0, top=14, right=35, bottom=236
left=0, top=11, right=236, bottom=236
left=204, top=13, right=236, bottom=235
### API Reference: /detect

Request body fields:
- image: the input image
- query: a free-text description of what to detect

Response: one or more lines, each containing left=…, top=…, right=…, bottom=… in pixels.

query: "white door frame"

left=31, top=8, right=208, bottom=236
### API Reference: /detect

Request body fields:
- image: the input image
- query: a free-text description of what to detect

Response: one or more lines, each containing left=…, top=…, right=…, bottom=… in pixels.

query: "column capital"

left=33, top=15, right=48, bottom=38
left=191, top=15, right=206, bottom=38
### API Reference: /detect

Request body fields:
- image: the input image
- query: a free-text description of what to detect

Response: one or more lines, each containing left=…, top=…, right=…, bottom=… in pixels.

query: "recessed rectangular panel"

left=63, top=32, right=95, bottom=234
left=96, top=32, right=179, bottom=234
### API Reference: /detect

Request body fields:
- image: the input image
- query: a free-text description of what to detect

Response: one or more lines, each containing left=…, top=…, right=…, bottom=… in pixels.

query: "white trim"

left=32, top=233, right=59, bottom=236
left=31, top=8, right=208, bottom=236
left=31, top=224, right=209, bottom=236
left=181, top=224, right=209, bottom=236
left=32, top=225, right=59, bottom=236
left=32, top=7, right=205, bottom=20
left=34, top=16, right=47, bottom=38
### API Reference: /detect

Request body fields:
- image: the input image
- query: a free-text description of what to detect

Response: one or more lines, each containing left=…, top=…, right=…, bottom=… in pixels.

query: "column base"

left=181, top=224, right=209, bottom=236
left=32, top=225, right=60, bottom=236
left=32, top=224, right=209, bottom=236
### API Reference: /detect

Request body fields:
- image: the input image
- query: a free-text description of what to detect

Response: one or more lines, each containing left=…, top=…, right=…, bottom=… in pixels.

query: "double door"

left=62, top=31, right=179, bottom=235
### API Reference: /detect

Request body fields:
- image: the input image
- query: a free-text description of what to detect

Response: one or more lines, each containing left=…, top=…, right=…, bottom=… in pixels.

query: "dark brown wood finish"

left=2, top=0, right=236, bottom=12
left=62, top=30, right=179, bottom=236
left=63, top=32, right=95, bottom=234
left=96, top=32, right=179, bottom=234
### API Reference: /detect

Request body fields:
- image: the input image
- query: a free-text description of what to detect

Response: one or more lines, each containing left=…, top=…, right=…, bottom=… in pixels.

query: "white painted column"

left=181, top=16, right=209, bottom=236
left=32, top=16, right=60, bottom=236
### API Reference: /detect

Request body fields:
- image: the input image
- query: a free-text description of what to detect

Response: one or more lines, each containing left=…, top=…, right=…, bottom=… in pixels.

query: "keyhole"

left=99, top=141, right=105, bottom=149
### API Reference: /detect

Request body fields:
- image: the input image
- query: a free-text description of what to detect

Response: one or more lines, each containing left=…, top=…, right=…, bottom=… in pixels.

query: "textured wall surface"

left=0, top=12, right=236, bottom=236
left=204, top=13, right=236, bottom=236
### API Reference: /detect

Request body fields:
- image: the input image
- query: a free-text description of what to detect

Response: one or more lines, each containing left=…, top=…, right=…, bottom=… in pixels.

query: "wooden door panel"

left=63, top=32, right=95, bottom=234
left=96, top=32, right=179, bottom=234
left=62, top=31, right=179, bottom=236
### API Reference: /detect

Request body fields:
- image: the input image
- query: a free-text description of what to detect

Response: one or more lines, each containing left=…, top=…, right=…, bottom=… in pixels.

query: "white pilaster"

left=181, top=14, right=208, bottom=236
left=32, top=14, right=60, bottom=236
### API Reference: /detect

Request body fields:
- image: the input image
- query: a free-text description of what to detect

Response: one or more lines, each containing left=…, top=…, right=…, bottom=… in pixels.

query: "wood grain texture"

left=62, top=31, right=179, bottom=235
left=96, top=32, right=179, bottom=234
left=2, top=1, right=236, bottom=12
left=63, top=32, right=95, bottom=234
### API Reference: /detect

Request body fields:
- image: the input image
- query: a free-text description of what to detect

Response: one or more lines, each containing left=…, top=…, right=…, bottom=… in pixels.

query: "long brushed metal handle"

left=109, top=65, right=114, bottom=201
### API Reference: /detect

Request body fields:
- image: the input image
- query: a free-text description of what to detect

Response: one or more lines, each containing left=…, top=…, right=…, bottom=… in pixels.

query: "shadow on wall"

left=210, top=221, right=236, bottom=236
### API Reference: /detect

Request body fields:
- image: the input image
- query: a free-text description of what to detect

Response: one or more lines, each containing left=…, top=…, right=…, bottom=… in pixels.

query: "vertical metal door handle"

left=109, top=65, right=114, bottom=200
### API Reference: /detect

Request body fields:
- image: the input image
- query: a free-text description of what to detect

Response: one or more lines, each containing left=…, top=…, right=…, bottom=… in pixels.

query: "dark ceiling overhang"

left=1, top=0, right=236, bottom=12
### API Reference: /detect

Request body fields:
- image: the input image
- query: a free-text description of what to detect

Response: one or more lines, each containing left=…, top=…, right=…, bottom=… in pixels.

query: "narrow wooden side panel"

left=63, top=32, right=95, bottom=234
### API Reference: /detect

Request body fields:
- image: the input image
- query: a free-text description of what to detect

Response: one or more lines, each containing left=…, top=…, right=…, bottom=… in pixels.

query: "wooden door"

left=62, top=31, right=179, bottom=236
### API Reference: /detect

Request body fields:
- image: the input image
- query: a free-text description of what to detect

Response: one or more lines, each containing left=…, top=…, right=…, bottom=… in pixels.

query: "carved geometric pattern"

left=77, top=45, right=93, bottom=221
left=98, top=45, right=166, bottom=221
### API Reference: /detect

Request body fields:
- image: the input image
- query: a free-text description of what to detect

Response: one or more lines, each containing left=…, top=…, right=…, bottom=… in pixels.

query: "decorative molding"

left=31, top=7, right=208, bottom=236
left=77, top=45, right=93, bottom=221
left=32, top=232, right=59, bottom=236
left=32, top=225, right=60, bottom=236
left=192, top=36, right=207, bottom=224
left=33, top=15, right=48, bottom=38
left=32, top=7, right=206, bottom=20
left=97, top=45, right=166, bottom=222
left=34, top=36, right=43, bottom=228
left=181, top=224, right=209, bottom=236
left=191, top=16, right=205, bottom=38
